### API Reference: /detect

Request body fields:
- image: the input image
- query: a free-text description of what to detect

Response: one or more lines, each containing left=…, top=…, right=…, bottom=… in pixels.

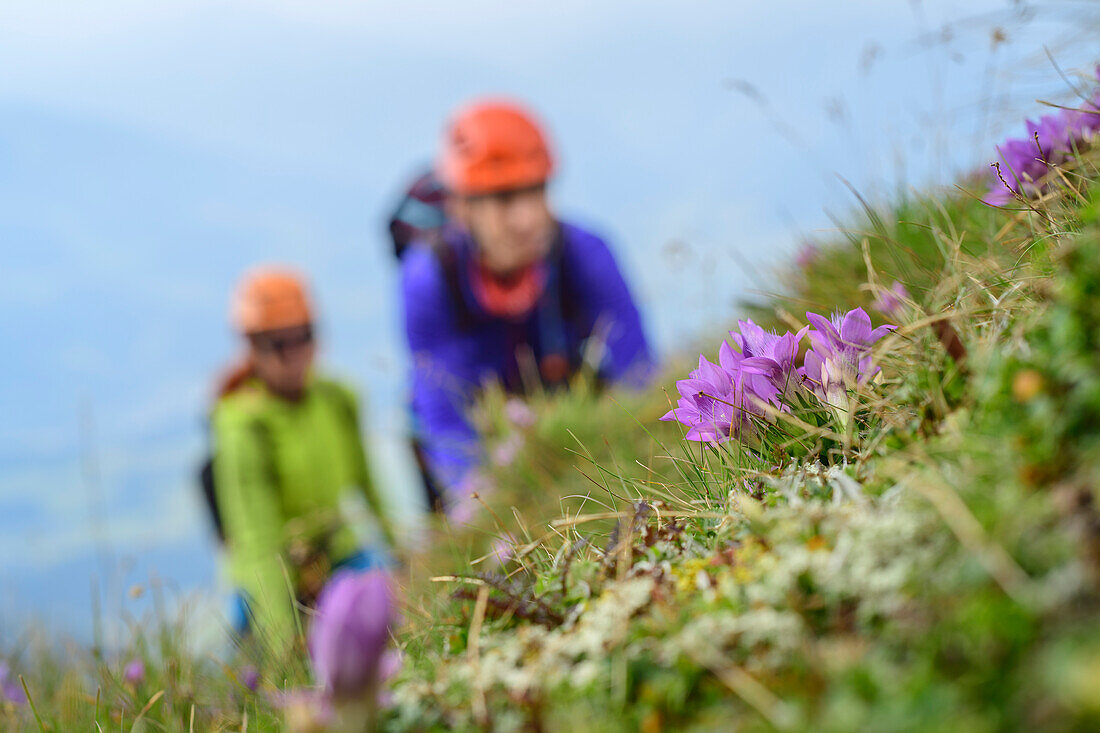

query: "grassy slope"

left=6, top=153, right=1100, bottom=731
left=386, top=151, right=1100, bottom=731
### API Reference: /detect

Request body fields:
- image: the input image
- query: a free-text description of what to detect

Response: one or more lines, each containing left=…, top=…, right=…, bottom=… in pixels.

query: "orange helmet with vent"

left=231, top=267, right=313, bottom=335
left=438, top=99, right=554, bottom=196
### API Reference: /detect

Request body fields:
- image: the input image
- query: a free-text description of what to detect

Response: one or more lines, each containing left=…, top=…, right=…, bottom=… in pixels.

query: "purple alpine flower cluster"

left=985, top=67, right=1100, bottom=206
left=662, top=308, right=895, bottom=442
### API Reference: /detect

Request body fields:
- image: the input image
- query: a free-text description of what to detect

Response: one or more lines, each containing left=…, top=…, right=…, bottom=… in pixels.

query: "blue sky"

left=0, top=0, right=1095, bottom=642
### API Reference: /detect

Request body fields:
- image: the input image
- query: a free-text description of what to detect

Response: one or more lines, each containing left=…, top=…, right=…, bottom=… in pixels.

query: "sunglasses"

left=465, top=181, right=547, bottom=203
left=251, top=325, right=315, bottom=355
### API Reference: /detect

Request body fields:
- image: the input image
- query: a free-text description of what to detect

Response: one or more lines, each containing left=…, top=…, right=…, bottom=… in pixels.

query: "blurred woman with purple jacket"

left=393, top=99, right=654, bottom=519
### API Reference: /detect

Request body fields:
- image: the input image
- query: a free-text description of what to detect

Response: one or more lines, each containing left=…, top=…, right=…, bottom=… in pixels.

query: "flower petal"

left=718, top=340, right=742, bottom=373
left=869, top=324, right=897, bottom=341
left=839, top=307, right=873, bottom=346
left=805, top=311, right=839, bottom=340
left=802, top=348, right=823, bottom=383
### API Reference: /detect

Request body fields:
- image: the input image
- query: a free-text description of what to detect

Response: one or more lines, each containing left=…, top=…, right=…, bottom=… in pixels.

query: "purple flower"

left=491, top=434, right=524, bottom=467
left=0, top=662, right=26, bottom=705
left=802, top=308, right=895, bottom=409
left=660, top=348, right=776, bottom=442
left=795, top=240, right=819, bottom=269
left=239, top=665, right=260, bottom=692
left=378, top=649, right=403, bottom=683
left=983, top=185, right=1016, bottom=207
left=487, top=535, right=516, bottom=567
left=729, top=320, right=808, bottom=397
left=871, top=281, right=909, bottom=320
left=985, top=73, right=1100, bottom=205
left=309, top=569, right=395, bottom=700
left=504, top=398, right=536, bottom=428
left=1027, top=114, right=1074, bottom=162
left=984, top=136, right=1049, bottom=205
left=447, top=472, right=492, bottom=525
left=660, top=353, right=743, bottom=443
left=374, top=650, right=403, bottom=710
left=1063, top=74, right=1100, bottom=141
left=123, top=659, right=145, bottom=686
left=1061, top=107, right=1093, bottom=144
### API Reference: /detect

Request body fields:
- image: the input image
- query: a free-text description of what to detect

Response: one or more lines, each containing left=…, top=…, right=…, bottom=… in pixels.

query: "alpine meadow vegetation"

left=6, top=70, right=1100, bottom=732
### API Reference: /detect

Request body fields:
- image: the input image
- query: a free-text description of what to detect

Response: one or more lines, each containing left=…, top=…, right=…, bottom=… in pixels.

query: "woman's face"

left=451, top=184, right=554, bottom=275
left=249, top=324, right=316, bottom=399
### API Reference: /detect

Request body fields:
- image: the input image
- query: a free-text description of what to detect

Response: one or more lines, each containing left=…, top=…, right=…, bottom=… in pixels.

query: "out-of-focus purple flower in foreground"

left=871, top=281, right=910, bottom=320
left=985, top=68, right=1100, bottom=205
left=278, top=571, right=399, bottom=731
left=0, top=661, right=26, bottom=705
left=123, top=659, right=145, bottom=687
left=240, top=665, right=260, bottom=692
left=802, top=308, right=895, bottom=415
left=309, top=569, right=395, bottom=700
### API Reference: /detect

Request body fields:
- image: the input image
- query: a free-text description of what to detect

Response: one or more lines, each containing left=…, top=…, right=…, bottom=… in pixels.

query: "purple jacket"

left=401, top=221, right=654, bottom=494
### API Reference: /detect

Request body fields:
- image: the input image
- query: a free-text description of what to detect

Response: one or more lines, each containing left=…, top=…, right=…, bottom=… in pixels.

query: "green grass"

left=6, top=141, right=1100, bottom=732
left=382, top=153, right=1100, bottom=731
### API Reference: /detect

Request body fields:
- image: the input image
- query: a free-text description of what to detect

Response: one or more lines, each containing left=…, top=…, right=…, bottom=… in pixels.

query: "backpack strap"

left=535, top=224, right=575, bottom=386
left=198, top=455, right=224, bottom=542
left=428, top=230, right=476, bottom=332
left=201, top=398, right=280, bottom=546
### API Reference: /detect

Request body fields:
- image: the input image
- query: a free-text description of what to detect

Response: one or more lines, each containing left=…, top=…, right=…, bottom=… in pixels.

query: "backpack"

left=387, top=170, right=447, bottom=260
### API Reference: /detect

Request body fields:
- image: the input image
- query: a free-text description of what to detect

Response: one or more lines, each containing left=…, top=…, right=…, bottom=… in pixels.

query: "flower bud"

left=309, top=569, right=395, bottom=699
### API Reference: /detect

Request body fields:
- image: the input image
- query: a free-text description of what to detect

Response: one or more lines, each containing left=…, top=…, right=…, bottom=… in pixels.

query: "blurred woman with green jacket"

left=211, top=267, right=393, bottom=643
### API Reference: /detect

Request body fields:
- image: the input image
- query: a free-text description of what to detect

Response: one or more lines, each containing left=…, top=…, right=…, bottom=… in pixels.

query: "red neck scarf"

left=469, top=260, right=547, bottom=319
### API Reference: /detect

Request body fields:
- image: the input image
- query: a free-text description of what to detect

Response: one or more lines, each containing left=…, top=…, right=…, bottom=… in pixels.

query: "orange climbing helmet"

left=438, top=99, right=555, bottom=196
left=231, top=267, right=313, bottom=334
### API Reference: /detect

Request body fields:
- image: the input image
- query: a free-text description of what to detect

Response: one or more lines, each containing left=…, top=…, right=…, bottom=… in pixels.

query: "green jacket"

left=212, top=374, right=392, bottom=642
